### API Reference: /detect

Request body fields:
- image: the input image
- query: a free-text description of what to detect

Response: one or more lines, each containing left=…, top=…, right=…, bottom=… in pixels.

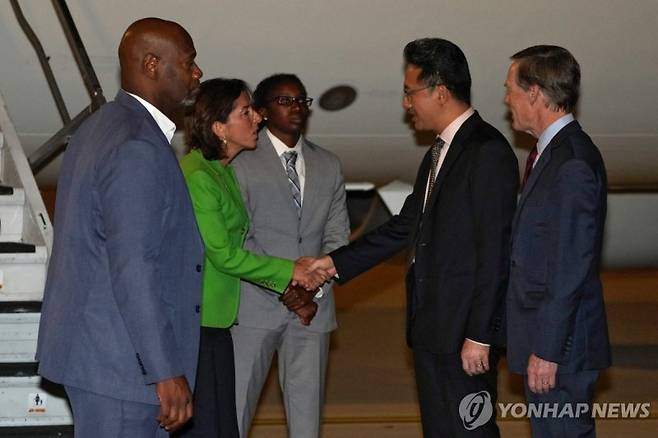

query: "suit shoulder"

left=304, top=139, right=342, bottom=165
left=553, top=127, right=605, bottom=170
left=467, top=119, right=516, bottom=161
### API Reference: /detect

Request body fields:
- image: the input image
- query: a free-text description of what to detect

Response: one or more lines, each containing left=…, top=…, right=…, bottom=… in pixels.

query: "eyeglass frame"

left=271, top=95, right=314, bottom=107
left=403, top=83, right=440, bottom=99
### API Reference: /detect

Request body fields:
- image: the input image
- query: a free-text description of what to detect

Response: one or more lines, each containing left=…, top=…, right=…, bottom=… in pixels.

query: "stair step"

left=0, top=187, right=26, bottom=240
left=0, top=245, right=48, bottom=301
left=0, top=312, right=40, bottom=363
left=0, top=243, right=36, bottom=253
left=0, top=375, right=72, bottom=427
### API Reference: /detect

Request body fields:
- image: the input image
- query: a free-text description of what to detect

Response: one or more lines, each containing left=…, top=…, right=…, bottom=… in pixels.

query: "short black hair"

left=403, top=38, right=471, bottom=104
left=253, top=73, right=306, bottom=110
left=511, top=45, right=580, bottom=113
left=185, top=78, right=251, bottom=161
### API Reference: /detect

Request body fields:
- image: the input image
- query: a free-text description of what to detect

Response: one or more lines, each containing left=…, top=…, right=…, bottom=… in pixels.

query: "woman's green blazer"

left=181, top=149, right=293, bottom=328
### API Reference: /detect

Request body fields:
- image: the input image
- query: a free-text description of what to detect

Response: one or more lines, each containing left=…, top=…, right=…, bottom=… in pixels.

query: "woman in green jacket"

left=179, top=78, right=327, bottom=437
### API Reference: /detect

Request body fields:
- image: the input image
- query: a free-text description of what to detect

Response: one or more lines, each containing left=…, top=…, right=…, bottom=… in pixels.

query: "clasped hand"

left=291, top=255, right=336, bottom=290
left=281, top=256, right=336, bottom=325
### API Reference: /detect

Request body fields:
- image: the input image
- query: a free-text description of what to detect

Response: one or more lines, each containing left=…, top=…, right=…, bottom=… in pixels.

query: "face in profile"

left=216, top=92, right=262, bottom=152
left=504, top=62, right=533, bottom=133
left=260, top=81, right=311, bottom=138
left=159, top=29, right=203, bottom=116
left=402, top=64, right=436, bottom=131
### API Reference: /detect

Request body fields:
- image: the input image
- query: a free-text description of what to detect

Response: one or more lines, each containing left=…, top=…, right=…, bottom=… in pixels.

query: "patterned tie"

left=425, top=138, right=445, bottom=207
left=282, top=150, right=302, bottom=217
left=522, top=145, right=539, bottom=188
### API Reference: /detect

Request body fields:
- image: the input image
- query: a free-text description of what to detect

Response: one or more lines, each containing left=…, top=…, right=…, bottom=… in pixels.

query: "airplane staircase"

left=0, top=91, right=73, bottom=435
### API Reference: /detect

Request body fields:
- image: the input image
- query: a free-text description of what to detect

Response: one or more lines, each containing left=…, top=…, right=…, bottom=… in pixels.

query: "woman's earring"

left=220, top=137, right=227, bottom=147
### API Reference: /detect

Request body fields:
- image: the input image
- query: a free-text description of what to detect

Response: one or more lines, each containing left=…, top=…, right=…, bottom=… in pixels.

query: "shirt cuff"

left=465, top=338, right=490, bottom=347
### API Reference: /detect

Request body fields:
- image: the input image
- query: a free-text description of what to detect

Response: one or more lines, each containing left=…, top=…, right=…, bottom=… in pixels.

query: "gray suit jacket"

left=36, top=91, right=204, bottom=404
left=232, top=132, right=349, bottom=333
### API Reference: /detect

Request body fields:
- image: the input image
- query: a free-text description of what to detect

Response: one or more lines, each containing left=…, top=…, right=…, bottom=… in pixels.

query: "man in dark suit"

left=306, top=38, right=518, bottom=437
left=504, top=45, right=611, bottom=437
left=36, top=18, right=204, bottom=436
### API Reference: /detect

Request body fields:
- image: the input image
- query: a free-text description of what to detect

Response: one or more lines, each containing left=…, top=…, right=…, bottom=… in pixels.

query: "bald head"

left=118, top=18, right=202, bottom=124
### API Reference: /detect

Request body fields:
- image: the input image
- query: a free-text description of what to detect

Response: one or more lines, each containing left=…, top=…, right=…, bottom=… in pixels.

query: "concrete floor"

left=246, top=260, right=658, bottom=437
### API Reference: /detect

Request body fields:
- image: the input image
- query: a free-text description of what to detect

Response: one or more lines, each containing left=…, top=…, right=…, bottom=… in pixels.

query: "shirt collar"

left=266, top=128, right=304, bottom=157
left=438, top=107, right=475, bottom=145
left=537, top=113, right=575, bottom=156
left=125, top=91, right=177, bottom=144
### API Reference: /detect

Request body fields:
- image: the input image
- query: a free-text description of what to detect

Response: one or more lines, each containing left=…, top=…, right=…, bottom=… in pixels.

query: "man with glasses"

left=231, top=73, right=349, bottom=438
left=306, top=38, right=519, bottom=437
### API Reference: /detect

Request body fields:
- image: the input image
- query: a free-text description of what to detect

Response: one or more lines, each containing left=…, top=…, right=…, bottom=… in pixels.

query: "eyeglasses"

left=272, top=95, right=313, bottom=107
left=403, top=85, right=435, bottom=98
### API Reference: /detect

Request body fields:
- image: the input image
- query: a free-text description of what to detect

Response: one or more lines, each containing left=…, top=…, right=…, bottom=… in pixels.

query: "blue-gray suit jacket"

left=506, top=120, right=611, bottom=374
left=36, top=91, right=204, bottom=404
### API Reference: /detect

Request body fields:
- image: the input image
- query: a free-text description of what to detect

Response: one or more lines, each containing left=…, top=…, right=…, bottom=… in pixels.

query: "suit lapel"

left=423, top=112, right=480, bottom=213
left=299, top=140, right=318, bottom=226
left=512, top=120, right=582, bottom=232
left=115, top=91, right=170, bottom=147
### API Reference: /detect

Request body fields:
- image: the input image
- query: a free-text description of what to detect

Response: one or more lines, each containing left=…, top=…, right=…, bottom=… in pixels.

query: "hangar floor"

left=248, top=256, right=658, bottom=437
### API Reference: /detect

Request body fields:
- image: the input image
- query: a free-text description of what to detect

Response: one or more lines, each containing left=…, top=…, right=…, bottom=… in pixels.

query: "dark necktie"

left=522, top=145, right=539, bottom=188
left=425, top=138, right=445, bottom=208
left=282, top=150, right=302, bottom=217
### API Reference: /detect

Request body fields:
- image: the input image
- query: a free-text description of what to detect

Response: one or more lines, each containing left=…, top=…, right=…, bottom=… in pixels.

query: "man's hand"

left=280, top=284, right=315, bottom=311
left=461, top=339, right=490, bottom=376
left=294, top=301, right=318, bottom=326
left=155, top=376, right=193, bottom=432
left=527, top=353, right=558, bottom=394
left=292, top=256, right=335, bottom=290
left=307, top=255, right=337, bottom=275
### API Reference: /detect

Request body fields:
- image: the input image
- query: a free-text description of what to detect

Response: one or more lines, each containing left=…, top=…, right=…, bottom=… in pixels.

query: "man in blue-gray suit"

left=36, top=18, right=204, bottom=437
left=504, top=45, right=611, bottom=437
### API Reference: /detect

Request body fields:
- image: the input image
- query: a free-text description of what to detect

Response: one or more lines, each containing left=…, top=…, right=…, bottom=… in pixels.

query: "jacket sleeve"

left=321, top=158, right=350, bottom=254
left=465, top=140, right=519, bottom=344
left=98, top=140, right=181, bottom=384
left=185, top=169, right=294, bottom=294
left=330, top=152, right=428, bottom=282
left=532, top=159, right=600, bottom=362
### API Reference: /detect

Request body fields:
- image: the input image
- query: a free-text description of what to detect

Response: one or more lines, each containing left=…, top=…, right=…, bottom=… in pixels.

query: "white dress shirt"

left=125, top=91, right=177, bottom=144
left=534, top=113, right=575, bottom=168
left=267, top=128, right=306, bottom=201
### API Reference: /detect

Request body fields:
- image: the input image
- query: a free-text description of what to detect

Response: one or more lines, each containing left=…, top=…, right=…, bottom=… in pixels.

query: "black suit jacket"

left=331, top=112, right=519, bottom=353
left=506, top=120, right=611, bottom=374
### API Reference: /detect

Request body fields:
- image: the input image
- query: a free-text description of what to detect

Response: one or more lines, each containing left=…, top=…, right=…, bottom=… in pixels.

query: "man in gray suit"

left=36, top=18, right=204, bottom=436
left=231, top=74, right=350, bottom=437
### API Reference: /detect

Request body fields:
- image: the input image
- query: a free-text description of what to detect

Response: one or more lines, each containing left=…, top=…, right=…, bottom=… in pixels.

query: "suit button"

left=511, top=260, right=516, bottom=267
left=195, top=305, right=200, bottom=313
left=298, top=237, right=302, bottom=243
left=196, top=264, right=202, bottom=272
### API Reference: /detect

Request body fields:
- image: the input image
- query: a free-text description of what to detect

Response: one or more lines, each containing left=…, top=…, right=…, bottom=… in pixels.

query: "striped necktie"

left=425, top=138, right=445, bottom=208
left=282, top=150, right=302, bottom=217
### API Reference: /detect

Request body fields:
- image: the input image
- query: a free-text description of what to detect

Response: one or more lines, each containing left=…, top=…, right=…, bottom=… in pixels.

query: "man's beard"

left=181, top=86, right=200, bottom=108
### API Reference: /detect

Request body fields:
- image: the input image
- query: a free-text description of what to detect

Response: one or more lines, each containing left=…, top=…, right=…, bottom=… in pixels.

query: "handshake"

left=279, top=255, right=336, bottom=326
